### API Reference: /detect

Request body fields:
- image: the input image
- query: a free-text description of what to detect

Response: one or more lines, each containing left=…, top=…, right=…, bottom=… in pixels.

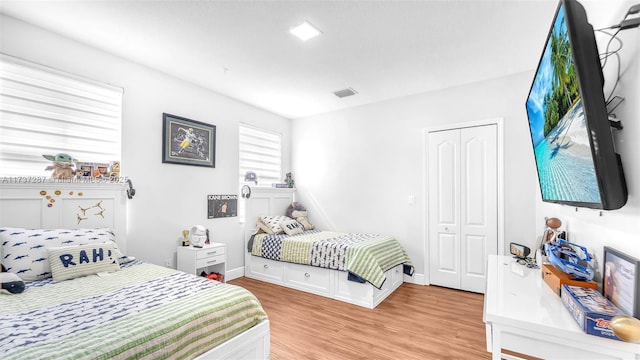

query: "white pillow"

left=48, top=243, right=120, bottom=282
left=281, top=219, right=304, bottom=235
left=258, top=216, right=290, bottom=234
left=0, top=228, right=127, bottom=281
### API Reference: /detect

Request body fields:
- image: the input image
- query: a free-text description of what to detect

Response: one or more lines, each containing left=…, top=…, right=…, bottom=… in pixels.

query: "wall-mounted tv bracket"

left=610, top=4, right=640, bottom=30
left=609, top=114, right=623, bottom=130
left=600, top=4, right=640, bottom=131
left=607, top=96, right=624, bottom=130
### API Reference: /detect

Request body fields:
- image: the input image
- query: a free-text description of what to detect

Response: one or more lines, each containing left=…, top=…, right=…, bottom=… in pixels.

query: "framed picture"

left=207, top=195, right=238, bottom=219
left=162, top=113, right=216, bottom=167
left=603, top=246, right=640, bottom=317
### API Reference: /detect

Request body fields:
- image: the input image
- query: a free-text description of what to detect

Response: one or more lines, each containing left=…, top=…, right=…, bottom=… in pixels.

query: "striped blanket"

left=251, top=231, right=413, bottom=289
left=0, top=261, right=267, bottom=360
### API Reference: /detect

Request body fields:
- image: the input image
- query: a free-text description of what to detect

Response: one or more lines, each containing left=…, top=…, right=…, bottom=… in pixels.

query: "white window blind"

left=0, top=54, right=123, bottom=177
left=239, top=124, right=282, bottom=187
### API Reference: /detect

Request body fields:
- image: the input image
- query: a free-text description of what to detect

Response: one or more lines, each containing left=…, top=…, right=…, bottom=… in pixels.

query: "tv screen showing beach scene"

left=525, top=3, right=600, bottom=205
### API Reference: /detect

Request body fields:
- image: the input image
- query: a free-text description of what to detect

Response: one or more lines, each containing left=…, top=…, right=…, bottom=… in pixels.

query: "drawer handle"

left=207, top=251, right=217, bottom=256
left=304, top=272, right=310, bottom=278
left=263, top=264, right=269, bottom=269
left=207, top=259, right=217, bottom=264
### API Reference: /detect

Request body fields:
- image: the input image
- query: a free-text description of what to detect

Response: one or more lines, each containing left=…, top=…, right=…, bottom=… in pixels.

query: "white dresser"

left=483, top=254, right=640, bottom=360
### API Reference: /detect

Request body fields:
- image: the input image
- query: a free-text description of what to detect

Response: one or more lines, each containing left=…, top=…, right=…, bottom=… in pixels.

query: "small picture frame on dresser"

left=603, top=246, right=640, bottom=318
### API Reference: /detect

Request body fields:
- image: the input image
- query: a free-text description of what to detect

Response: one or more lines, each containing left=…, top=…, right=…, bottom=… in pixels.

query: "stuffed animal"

left=43, top=153, right=77, bottom=180
left=1, top=272, right=25, bottom=294
left=286, top=202, right=315, bottom=230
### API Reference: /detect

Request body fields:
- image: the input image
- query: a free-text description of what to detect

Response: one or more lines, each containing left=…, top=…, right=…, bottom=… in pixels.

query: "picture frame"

left=207, top=194, right=238, bottom=219
left=603, top=246, right=640, bottom=317
left=162, top=113, right=216, bottom=167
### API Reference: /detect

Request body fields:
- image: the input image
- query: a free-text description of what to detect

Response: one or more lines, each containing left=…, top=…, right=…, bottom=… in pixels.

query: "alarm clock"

left=190, top=225, right=207, bottom=248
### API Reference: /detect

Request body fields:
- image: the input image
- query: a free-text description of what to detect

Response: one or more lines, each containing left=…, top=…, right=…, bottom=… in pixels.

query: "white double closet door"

left=427, top=124, right=497, bottom=293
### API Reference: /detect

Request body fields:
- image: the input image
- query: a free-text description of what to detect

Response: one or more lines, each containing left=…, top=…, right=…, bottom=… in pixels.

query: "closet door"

left=459, top=125, right=497, bottom=293
left=428, top=129, right=460, bottom=290
left=428, top=125, right=497, bottom=293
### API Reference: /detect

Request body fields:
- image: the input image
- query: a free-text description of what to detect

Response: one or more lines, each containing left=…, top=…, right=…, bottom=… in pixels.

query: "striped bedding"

left=251, top=230, right=414, bottom=289
left=0, top=261, right=267, bottom=360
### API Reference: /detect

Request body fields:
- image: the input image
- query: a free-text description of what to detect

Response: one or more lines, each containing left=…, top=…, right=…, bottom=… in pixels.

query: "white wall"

left=291, top=0, right=640, bottom=284
left=536, top=1, right=640, bottom=281
left=0, top=15, right=292, bottom=273
left=292, top=71, right=538, bottom=283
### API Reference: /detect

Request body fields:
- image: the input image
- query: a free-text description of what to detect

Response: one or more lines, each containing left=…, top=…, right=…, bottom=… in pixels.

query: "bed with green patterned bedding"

left=0, top=261, right=268, bottom=360
left=250, top=230, right=414, bottom=289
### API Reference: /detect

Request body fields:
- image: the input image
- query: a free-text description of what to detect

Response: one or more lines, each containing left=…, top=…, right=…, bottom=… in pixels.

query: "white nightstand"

left=177, top=242, right=226, bottom=282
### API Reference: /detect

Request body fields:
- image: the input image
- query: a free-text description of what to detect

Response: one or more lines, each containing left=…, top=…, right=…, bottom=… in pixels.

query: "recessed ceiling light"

left=290, top=21, right=322, bottom=41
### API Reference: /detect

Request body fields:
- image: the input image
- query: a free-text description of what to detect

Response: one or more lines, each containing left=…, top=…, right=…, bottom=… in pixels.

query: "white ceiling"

left=0, top=0, right=563, bottom=119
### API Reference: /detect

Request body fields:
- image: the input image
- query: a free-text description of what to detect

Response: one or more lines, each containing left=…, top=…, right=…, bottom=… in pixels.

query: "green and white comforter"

left=251, top=230, right=414, bottom=289
left=0, top=262, right=267, bottom=360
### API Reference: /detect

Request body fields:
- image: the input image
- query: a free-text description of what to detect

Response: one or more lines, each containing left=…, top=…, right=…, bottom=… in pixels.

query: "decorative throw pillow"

left=255, top=219, right=274, bottom=235
left=0, top=272, right=25, bottom=294
left=281, top=219, right=304, bottom=235
left=48, top=242, right=120, bottom=282
left=258, top=215, right=290, bottom=234
left=0, top=228, right=127, bottom=282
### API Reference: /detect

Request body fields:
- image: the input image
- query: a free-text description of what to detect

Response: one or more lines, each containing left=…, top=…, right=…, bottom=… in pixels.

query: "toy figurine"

left=284, top=172, right=295, bottom=188
left=43, top=153, right=77, bottom=180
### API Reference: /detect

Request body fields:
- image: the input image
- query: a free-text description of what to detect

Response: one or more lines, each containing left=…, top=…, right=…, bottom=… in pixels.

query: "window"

left=239, top=124, right=282, bottom=187
left=0, top=54, right=123, bottom=177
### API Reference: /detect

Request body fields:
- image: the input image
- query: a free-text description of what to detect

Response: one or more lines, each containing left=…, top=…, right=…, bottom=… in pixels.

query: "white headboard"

left=243, top=187, right=294, bottom=246
left=0, top=181, right=129, bottom=253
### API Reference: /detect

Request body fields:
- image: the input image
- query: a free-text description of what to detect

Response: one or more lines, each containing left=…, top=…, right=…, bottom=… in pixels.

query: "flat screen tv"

left=525, top=0, right=627, bottom=210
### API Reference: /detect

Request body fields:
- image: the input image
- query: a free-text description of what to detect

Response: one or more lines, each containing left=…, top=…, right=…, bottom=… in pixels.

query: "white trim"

left=422, top=117, right=505, bottom=286
left=225, top=266, right=245, bottom=281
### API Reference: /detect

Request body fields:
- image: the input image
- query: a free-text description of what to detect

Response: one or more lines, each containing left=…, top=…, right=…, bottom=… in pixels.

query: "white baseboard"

left=404, top=272, right=426, bottom=285
left=226, top=266, right=245, bottom=281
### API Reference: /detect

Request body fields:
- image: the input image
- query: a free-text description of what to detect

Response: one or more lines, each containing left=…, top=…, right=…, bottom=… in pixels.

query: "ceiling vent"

left=333, top=87, right=358, bottom=98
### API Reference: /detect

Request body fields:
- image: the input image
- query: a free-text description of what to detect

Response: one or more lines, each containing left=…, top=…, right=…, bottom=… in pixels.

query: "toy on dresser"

left=539, top=216, right=595, bottom=282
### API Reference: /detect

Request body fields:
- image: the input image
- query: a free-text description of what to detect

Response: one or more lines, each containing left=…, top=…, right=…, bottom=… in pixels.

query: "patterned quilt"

left=0, top=261, right=268, bottom=360
left=251, top=231, right=414, bottom=289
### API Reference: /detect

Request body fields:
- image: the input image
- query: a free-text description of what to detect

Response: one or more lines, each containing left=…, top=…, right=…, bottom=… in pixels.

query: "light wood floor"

left=229, top=277, right=491, bottom=360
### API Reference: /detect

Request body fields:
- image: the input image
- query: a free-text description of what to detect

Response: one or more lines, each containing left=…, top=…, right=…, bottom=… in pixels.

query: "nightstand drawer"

left=196, top=254, right=225, bottom=268
left=196, top=246, right=225, bottom=259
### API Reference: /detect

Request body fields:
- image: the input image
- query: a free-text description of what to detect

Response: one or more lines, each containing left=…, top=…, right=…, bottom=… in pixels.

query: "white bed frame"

left=244, top=187, right=404, bottom=309
left=0, top=181, right=270, bottom=360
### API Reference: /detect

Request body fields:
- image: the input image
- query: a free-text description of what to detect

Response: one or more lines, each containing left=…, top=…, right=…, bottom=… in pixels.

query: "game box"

left=561, top=284, right=625, bottom=340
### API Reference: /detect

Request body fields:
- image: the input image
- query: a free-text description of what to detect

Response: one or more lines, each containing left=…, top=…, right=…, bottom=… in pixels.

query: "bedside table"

left=177, top=242, right=226, bottom=282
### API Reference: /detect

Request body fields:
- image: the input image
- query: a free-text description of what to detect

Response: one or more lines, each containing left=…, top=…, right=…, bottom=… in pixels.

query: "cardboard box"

left=542, top=263, right=598, bottom=296
left=561, top=284, right=624, bottom=340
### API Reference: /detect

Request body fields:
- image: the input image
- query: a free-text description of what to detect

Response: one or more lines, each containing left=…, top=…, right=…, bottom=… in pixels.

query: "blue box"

left=561, top=284, right=625, bottom=341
